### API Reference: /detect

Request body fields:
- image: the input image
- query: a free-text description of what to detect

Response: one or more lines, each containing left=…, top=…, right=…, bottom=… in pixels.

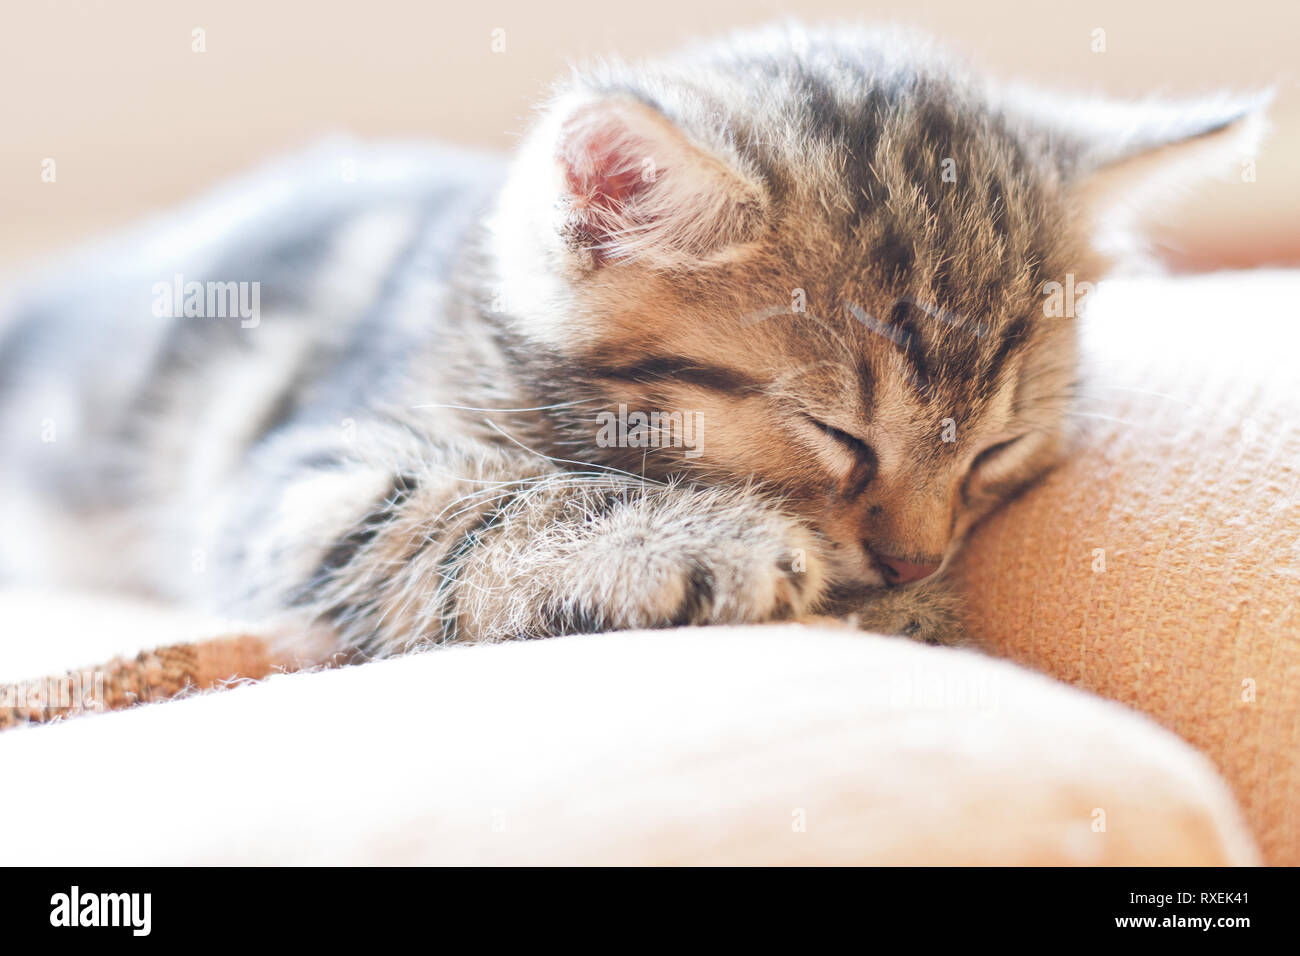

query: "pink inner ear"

left=559, top=107, right=661, bottom=257
left=555, top=99, right=763, bottom=263
left=562, top=113, right=655, bottom=209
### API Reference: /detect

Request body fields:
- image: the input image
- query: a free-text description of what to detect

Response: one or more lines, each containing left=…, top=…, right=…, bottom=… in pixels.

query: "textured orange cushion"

left=952, top=270, right=1300, bottom=864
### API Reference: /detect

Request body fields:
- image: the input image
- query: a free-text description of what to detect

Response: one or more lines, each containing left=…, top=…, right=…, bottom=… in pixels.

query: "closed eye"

left=803, top=415, right=874, bottom=460
left=969, top=435, right=1025, bottom=473
left=803, top=415, right=878, bottom=496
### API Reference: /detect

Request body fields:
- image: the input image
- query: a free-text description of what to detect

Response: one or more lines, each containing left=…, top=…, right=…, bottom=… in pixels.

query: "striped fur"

left=0, top=25, right=1263, bottom=656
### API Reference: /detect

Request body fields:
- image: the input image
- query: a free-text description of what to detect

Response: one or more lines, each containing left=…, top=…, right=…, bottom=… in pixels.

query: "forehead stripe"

left=588, top=356, right=762, bottom=393
left=846, top=302, right=931, bottom=392
left=985, top=316, right=1031, bottom=382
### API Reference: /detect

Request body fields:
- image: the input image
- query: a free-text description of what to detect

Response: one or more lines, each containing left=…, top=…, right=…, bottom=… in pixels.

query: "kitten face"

left=487, top=24, right=1263, bottom=592
left=530, top=217, right=1083, bottom=589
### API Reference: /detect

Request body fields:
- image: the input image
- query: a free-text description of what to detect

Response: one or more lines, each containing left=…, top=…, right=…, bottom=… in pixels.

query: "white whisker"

left=410, top=399, right=596, bottom=413
left=481, top=417, right=666, bottom=486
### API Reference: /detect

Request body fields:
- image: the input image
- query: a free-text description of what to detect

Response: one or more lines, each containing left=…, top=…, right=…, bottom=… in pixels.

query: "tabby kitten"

left=0, top=24, right=1263, bottom=658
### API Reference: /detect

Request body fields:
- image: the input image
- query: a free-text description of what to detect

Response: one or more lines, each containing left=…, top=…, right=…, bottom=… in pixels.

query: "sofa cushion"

left=0, top=624, right=1257, bottom=865
left=952, top=270, right=1300, bottom=863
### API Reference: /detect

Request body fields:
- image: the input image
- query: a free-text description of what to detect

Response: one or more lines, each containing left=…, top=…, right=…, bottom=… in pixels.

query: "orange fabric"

left=952, top=271, right=1300, bottom=864
left=0, top=635, right=276, bottom=729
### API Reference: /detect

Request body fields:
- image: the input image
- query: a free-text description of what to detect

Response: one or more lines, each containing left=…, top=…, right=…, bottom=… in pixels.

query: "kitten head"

left=487, top=23, right=1266, bottom=590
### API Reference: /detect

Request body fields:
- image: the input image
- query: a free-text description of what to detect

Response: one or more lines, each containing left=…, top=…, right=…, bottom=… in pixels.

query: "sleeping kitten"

left=0, top=24, right=1262, bottom=657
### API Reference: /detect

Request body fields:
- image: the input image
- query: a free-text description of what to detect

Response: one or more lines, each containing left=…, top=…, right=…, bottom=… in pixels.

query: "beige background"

left=3, top=0, right=1297, bottom=269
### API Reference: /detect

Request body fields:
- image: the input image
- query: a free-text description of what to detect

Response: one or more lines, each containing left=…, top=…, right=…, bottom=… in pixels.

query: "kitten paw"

left=837, top=582, right=964, bottom=646
left=549, top=491, right=828, bottom=632
left=454, top=483, right=829, bottom=639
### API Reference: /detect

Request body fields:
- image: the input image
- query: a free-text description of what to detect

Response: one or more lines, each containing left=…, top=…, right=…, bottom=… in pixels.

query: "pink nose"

left=873, top=553, right=941, bottom=586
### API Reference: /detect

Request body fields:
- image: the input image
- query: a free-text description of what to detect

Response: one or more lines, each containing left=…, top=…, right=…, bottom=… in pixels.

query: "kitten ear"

left=1044, top=92, right=1272, bottom=249
left=1067, top=93, right=1268, bottom=203
left=553, top=96, right=767, bottom=266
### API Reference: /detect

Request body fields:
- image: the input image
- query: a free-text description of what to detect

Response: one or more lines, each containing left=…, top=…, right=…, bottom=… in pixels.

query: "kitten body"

left=0, top=25, right=1261, bottom=657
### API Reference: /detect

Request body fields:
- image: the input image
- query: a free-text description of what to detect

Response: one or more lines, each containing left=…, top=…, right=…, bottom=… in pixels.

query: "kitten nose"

left=872, top=552, right=941, bottom=586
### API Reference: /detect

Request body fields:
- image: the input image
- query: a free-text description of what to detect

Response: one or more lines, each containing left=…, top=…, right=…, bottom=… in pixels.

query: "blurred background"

left=3, top=0, right=1297, bottom=271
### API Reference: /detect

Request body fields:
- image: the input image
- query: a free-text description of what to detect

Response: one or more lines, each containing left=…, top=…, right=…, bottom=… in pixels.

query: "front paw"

left=564, top=492, right=828, bottom=631
left=830, top=581, right=963, bottom=646
left=455, top=483, right=829, bottom=639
